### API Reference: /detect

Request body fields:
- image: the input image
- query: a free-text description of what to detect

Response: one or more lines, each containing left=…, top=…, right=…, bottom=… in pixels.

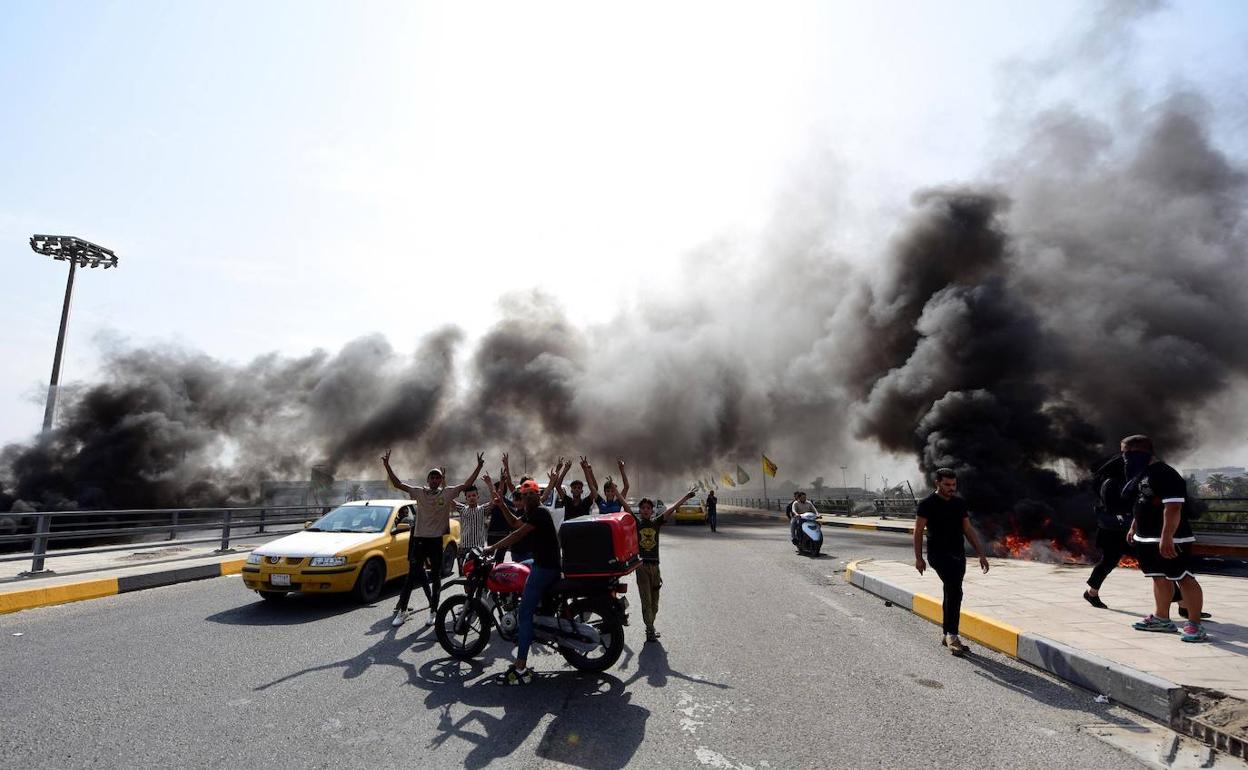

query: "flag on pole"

left=721, top=472, right=735, bottom=487
left=762, top=454, right=778, bottom=478
left=736, top=464, right=750, bottom=485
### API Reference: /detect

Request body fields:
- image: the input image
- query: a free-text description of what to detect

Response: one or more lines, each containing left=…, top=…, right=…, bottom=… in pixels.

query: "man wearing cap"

left=484, top=478, right=562, bottom=685
left=382, top=449, right=484, bottom=628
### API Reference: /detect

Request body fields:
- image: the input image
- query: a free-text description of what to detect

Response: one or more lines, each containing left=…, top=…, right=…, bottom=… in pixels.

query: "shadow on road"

left=622, top=641, right=731, bottom=690
left=962, top=650, right=1139, bottom=724
left=205, top=583, right=408, bottom=626
left=419, top=657, right=650, bottom=770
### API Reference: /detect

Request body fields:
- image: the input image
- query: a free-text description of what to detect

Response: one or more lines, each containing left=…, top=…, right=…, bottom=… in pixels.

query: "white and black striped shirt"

left=454, top=502, right=490, bottom=550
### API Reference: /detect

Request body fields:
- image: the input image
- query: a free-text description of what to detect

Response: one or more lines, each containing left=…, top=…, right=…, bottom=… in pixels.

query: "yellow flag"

left=762, top=454, right=778, bottom=478
left=721, top=472, right=736, bottom=487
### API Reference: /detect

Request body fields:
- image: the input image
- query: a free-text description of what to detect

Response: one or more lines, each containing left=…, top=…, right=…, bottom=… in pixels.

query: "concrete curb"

left=0, top=558, right=246, bottom=615
left=843, top=559, right=1185, bottom=724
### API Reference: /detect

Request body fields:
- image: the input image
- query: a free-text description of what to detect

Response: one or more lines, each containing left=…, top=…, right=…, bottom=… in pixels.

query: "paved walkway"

left=851, top=558, right=1248, bottom=703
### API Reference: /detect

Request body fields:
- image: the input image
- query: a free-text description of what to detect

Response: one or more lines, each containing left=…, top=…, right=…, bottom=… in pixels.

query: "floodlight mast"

left=29, top=235, right=119, bottom=434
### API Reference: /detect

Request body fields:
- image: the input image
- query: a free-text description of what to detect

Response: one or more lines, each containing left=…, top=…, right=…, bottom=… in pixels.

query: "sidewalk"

left=846, top=558, right=1248, bottom=728
left=0, top=534, right=285, bottom=614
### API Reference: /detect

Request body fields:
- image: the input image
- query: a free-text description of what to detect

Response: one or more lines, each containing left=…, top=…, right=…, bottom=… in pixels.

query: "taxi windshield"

left=309, top=505, right=392, bottom=533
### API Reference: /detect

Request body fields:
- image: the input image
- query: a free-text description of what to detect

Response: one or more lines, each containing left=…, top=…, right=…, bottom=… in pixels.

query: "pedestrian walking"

left=914, top=468, right=990, bottom=656
left=383, top=450, right=484, bottom=628
left=1084, top=455, right=1135, bottom=608
left=1122, top=435, right=1209, bottom=642
left=624, top=489, right=696, bottom=643
left=706, top=490, right=718, bottom=532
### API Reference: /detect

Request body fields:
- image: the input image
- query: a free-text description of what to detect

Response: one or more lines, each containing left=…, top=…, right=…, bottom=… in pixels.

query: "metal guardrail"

left=0, top=505, right=331, bottom=577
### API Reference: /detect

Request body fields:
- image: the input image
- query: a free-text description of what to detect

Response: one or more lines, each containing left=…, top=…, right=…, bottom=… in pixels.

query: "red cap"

left=517, top=480, right=541, bottom=495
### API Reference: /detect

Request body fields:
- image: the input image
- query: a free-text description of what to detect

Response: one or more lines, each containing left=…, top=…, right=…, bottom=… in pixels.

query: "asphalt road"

left=1, top=514, right=1149, bottom=770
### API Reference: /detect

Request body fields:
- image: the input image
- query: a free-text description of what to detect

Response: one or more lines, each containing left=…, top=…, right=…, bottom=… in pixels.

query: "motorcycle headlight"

left=246, top=553, right=263, bottom=565
left=310, top=556, right=347, bottom=567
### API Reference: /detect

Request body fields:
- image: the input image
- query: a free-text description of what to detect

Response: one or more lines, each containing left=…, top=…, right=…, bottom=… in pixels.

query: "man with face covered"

left=1122, top=435, right=1208, bottom=642
left=383, top=449, right=484, bottom=628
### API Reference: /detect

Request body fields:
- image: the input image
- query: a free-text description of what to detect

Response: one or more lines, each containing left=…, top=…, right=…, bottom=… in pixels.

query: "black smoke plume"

left=4, top=22, right=1248, bottom=547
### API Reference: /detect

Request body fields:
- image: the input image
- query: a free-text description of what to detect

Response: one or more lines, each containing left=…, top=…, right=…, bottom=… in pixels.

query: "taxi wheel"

left=353, top=558, right=386, bottom=604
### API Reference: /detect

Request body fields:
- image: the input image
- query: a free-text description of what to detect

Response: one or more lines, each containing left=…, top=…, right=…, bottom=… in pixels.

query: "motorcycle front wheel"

left=558, top=598, right=625, bottom=672
left=435, top=595, right=492, bottom=660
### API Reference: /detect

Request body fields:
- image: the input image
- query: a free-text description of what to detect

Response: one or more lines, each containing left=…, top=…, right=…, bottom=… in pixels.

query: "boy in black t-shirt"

left=1122, top=435, right=1208, bottom=642
left=624, top=488, right=696, bottom=643
left=914, top=468, right=990, bottom=656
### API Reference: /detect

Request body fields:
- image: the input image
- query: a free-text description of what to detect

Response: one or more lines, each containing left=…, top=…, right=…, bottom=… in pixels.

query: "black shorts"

left=1134, top=541, right=1194, bottom=581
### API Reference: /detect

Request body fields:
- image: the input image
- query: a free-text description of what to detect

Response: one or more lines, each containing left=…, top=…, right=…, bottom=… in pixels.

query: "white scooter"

left=793, top=510, right=823, bottom=556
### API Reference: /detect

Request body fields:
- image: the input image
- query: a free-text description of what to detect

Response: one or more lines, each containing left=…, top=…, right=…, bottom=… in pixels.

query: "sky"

left=2, top=1, right=1246, bottom=478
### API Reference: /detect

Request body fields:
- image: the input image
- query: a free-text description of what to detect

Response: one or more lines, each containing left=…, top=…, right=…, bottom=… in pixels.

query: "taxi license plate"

left=270, top=573, right=291, bottom=587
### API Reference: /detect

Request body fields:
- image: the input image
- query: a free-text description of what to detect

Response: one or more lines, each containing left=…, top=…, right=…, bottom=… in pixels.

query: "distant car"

left=241, top=500, right=459, bottom=603
left=674, top=498, right=707, bottom=525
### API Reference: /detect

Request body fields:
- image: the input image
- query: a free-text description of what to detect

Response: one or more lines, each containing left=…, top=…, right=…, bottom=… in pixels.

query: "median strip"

left=0, top=557, right=247, bottom=615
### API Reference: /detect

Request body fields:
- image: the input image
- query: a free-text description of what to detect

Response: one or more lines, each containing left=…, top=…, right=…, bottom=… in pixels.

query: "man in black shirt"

left=625, top=488, right=695, bottom=643
left=484, top=479, right=563, bottom=684
left=914, top=468, right=990, bottom=656
left=706, top=491, right=718, bottom=532
left=556, top=457, right=598, bottom=521
left=1122, top=435, right=1208, bottom=642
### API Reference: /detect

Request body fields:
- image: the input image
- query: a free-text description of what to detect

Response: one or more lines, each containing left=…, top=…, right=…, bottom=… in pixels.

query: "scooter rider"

left=790, top=491, right=817, bottom=546
left=483, top=478, right=561, bottom=685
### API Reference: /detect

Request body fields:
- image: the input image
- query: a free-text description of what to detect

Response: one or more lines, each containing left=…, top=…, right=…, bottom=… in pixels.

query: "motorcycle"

left=794, top=510, right=823, bottom=556
left=434, top=548, right=631, bottom=672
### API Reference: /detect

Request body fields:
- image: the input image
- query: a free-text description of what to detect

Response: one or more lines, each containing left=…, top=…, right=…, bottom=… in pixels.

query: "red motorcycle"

left=435, top=513, right=640, bottom=672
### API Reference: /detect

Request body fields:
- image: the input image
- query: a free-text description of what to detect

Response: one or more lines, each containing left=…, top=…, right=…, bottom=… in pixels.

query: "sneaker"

left=1083, top=591, right=1108, bottom=609
left=1180, top=623, right=1209, bottom=643
left=501, top=665, right=534, bottom=686
left=948, top=635, right=968, bottom=656
left=391, top=610, right=408, bottom=628
left=1132, top=615, right=1177, bottom=633
left=426, top=610, right=437, bottom=627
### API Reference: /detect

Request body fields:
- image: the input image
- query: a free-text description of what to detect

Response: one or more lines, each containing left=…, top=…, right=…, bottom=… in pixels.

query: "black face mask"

left=1121, top=450, right=1150, bottom=496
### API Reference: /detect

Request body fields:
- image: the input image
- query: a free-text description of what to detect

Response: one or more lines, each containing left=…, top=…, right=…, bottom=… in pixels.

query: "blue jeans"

left=516, top=566, right=559, bottom=660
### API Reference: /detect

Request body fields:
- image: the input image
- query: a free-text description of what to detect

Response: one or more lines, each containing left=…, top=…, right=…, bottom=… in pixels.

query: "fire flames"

left=998, top=527, right=1136, bottom=568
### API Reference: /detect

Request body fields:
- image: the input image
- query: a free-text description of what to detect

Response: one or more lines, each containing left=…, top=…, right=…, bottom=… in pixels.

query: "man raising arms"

left=383, top=449, right=484, bottom=628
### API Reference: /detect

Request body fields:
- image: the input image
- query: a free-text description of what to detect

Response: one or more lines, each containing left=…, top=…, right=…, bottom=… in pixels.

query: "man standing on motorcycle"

left=624, top=488, right=696, bottom=643
left=483, top=478, right=562, bottom=685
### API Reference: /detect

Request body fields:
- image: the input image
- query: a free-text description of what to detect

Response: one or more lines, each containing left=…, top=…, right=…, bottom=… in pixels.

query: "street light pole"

left=840, top=465, right=848, bottom=500
left=29, top=235, right=119, bottom=433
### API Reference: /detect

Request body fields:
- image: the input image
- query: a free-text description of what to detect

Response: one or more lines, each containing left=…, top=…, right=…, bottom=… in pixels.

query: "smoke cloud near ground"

left=4, top=13, right=1247, bottom=544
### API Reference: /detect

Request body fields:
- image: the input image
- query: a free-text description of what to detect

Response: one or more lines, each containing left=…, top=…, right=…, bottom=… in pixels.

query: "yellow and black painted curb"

left=0, top=558, right=247, bottom=615
left=843, top=559, right=1186, bottom=724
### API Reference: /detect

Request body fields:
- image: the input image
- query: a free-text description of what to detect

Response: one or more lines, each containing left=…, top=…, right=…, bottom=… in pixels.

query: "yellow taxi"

left=240, top=500, right=459, bottom=603
left=674, top=497, right=707, bottom=524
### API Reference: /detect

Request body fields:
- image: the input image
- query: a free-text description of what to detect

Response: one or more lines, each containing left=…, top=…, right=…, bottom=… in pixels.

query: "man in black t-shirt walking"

left=1122, top=435, right=1208, bottom=643
left=706, top=491, right=718, bottom=532
left=914, top=468, right=990, bottom=656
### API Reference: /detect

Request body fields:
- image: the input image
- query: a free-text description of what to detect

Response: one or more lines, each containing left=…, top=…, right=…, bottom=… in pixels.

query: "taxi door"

left=386, top=504, right=414, bottom=580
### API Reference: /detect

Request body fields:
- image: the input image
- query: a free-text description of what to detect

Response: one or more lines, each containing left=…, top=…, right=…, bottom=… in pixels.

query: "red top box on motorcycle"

left=560, top=511, right=641, bottom=578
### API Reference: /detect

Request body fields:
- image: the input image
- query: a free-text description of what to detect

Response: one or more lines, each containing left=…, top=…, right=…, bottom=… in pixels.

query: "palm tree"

left=1206, top=473, right=1229, bottom=498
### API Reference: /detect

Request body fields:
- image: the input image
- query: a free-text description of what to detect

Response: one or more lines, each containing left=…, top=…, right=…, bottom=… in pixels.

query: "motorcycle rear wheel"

left=558, top=599, right=624, bottom=672
left=435, top=595, right=492, bottom=660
